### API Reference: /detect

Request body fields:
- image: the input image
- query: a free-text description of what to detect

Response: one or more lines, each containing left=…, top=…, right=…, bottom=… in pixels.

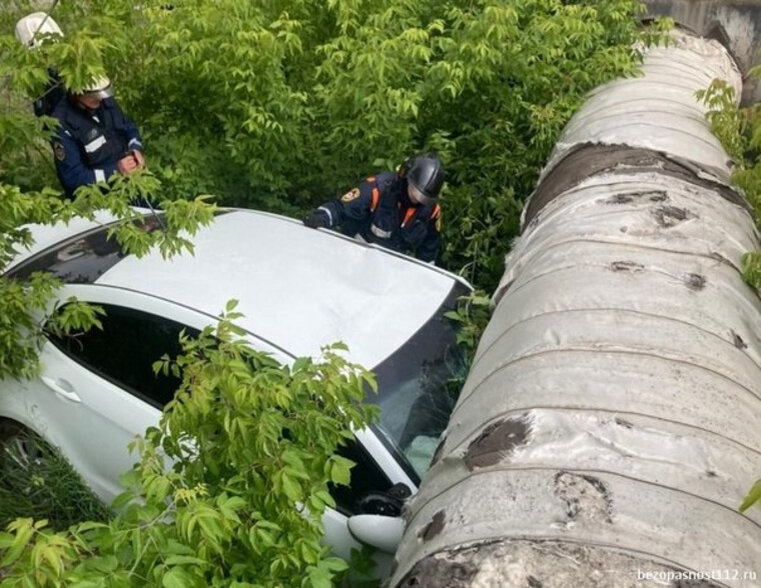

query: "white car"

left=0, top=209, right=471, bottom=570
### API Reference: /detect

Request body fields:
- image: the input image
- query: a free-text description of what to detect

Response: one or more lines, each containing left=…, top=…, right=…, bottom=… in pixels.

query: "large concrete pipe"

left=643, top=0, right=761, bottom=105
left=391, top=31, right=761, bottom=587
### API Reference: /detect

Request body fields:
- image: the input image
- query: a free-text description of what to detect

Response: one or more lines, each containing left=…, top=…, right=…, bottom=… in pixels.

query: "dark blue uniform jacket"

left=318, top=171, right=442, bottom=263
left=51, top=97, right=142, bottom=197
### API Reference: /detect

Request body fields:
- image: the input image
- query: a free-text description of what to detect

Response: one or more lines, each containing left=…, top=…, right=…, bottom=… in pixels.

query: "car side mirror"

left=347, top=514, right=405, bottom=554
left=355, top=482, right=412, bottom=517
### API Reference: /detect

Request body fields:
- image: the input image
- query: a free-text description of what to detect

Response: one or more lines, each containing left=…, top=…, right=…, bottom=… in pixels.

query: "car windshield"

left=369, top=283, right=470, bottom=482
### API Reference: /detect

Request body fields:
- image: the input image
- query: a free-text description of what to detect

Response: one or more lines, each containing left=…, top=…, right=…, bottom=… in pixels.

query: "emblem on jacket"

left=53, top=141, right=66, bottom=161
left=341, top=188, right=360, bottom=202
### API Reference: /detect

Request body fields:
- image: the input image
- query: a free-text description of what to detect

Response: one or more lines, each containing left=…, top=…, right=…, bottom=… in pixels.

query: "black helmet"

left=404, top=153, right=444, bottom=200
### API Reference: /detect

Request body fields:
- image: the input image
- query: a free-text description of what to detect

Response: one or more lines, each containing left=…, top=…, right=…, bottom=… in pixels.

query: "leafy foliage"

left=0, top=1, right=217, bottom=382
left=697, top=77, right=761, bottom=515
left=1, top=0, right=656, bottom=292
left=697, top=78, right=761, bottom=291
left=0, top=180, right=214, bottom=382
left=444, top=291, right=492, bottom=364
left=0, top=306, right=379, bottom=587
left=337, top=545, right=381, bottom=588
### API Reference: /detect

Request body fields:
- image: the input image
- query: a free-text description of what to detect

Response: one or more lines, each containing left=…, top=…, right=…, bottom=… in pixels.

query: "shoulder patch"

left=53, top=141, right=66, bottom=161
left=341, top=188, right=360, bottom=203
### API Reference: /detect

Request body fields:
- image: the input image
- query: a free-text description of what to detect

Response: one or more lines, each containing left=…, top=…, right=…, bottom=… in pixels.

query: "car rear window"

left=7, top=215, right=165, bottom=284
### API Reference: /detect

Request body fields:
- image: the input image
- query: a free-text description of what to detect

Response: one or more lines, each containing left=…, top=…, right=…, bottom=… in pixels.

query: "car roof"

left=10, top=209, right=471, bottom=369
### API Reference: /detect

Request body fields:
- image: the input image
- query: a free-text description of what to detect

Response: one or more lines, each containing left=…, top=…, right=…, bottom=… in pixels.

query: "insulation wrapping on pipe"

left=391, top=31, right=761, bottom=587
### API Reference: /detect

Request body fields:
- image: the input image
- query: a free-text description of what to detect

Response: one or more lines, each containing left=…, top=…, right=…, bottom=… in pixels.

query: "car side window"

left=47, top=303, right=198, bottom=408
left=330, top=440, right=393, bottom=516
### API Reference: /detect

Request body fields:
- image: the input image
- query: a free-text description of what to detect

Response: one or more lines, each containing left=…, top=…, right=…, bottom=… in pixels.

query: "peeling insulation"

left=391, top=31, right=761, bottom=587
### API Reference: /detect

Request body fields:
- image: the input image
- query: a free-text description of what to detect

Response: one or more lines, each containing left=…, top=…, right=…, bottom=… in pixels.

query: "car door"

left=28, top=332, right=162, bottom=502
left=26, top=294, right=209, bottom=503
left=19, top=283, right=253, bottom=503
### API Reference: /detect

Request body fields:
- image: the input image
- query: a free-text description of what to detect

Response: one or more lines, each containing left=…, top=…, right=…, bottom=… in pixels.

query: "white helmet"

left=14, top=12, right=63, bottom=48
left=16, top=12, right=114, bottom=99
left=78, top=75, right=114, bottom=98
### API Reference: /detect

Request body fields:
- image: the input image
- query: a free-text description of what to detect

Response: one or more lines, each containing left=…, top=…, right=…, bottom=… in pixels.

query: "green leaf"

left=314, top=489, right=336, bottom=509
left=75, top=521, right=109, bottom=533
left=164, top=555, right=207, bottom=566
left=1, top=519, right=34, bottom=567
left=307, top=565, right=333, bottom=588
left=329, top=456, right=353, bottom=486
left=162, top=568, right=190, bottom=588
left=255, top=527, right=276, bottom=548
left=282, top=472, right=301, bottom=502
left=322, top=556, right=349, bottom=572
left=739, top=479, right=761, bottom=513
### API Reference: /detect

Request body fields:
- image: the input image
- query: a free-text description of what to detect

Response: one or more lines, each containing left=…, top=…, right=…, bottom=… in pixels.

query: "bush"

left=0, top=0, right=658, bottom=293
left=0, top=305, right=379, bottom=587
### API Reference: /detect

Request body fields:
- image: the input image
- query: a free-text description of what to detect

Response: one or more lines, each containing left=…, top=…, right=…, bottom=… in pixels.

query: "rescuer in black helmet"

left=303, top=153, right=444, bottom=263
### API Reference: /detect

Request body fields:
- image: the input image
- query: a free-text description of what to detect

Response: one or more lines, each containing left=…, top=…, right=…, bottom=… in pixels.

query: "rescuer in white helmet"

left=48, top=73, right=146, bottom=197
left=16, top=12, right=146, bottom=197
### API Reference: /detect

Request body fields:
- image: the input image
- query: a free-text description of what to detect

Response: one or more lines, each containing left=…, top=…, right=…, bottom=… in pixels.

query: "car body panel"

left=1, top=208, right=471, bottom=571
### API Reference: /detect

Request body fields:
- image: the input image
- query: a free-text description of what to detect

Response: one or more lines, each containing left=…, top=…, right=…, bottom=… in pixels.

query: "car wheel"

left=0, top=420, right=47, bottom=470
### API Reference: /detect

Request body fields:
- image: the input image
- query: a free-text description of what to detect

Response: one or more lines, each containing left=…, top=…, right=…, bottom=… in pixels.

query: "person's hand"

left=117, top=154, right=138, bottom=174
left=303, top=210, right=330, bottom=229
left=132, top=149, right=146, bottom=169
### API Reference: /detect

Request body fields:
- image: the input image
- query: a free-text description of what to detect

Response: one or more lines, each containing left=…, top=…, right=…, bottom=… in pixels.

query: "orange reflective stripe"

left=371, top=187, right=380, bottom=212
left=401, top=207, right=416, bottom=227
left=432, top=204, right=441, bottom=219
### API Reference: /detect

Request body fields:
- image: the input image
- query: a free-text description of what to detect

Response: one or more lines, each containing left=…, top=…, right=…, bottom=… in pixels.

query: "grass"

left=0, top=429, right=111, bottom=531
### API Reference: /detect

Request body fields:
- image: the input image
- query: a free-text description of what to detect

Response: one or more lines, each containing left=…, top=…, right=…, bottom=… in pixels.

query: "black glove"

left=303, top=210, right=330, bottom=229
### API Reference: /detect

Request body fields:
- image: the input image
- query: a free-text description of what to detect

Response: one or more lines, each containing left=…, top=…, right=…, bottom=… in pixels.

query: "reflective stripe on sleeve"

left=401, top=207, right=416, bottom=228
left=370, top=224, right=393, bottom=239
left=94, top=169, right=106, bottom=182
left=318, top=206, right=333, bottom=225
